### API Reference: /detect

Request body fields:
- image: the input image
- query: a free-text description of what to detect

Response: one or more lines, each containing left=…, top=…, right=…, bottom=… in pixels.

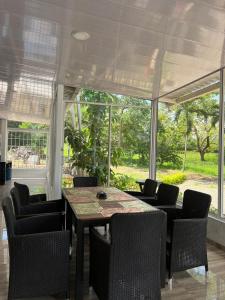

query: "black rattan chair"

left=164, top=189, right=211, bottom=280
left=2, top=197, right=70, bottom=299
left=11, top=184, right=64, bottom=217
left=90, top=211, right=166, bottom=300
left=140, top=183, right=179, bottom=207
left=125, top=178, right=158, bottom=198
left=73, top=176, right=98, bottom=187
left=14, top=181, right=47, bottom=203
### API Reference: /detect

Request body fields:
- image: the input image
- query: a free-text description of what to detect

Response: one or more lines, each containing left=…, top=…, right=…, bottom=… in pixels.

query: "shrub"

left=157, top=142, right=182, bottom=168
left=160, top=172, right=186, bottom=185
left=111, top=173, right=138, bottom=191
left=209, top=206, right=218, bottom=216
left=62, top=176, right=73, bottom=188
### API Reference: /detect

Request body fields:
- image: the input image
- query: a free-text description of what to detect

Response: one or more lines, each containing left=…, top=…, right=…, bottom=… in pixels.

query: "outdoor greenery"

left=63, top=88, right=219, bottom=211
left=64, top=89, right=219, bottom=174
left=160, top=172, right=187, bottom=185
left=64, top=89, right=151, bottom=184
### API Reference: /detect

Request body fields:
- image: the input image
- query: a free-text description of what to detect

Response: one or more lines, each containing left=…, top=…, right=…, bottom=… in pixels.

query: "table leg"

left=75, top=221, right=85, bottom=300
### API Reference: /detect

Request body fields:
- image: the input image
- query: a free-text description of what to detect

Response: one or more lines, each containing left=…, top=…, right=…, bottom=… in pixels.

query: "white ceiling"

left=0, top=0, right=225, bottom=122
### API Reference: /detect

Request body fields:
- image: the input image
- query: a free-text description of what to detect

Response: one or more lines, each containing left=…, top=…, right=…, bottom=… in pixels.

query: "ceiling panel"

left=0, top=0, right=225, bottom=122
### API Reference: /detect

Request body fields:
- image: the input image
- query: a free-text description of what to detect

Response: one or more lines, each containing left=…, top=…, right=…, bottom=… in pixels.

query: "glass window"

left=157, top=90, right=219, bottom=215
left=110, top=104, right=151, bottom=191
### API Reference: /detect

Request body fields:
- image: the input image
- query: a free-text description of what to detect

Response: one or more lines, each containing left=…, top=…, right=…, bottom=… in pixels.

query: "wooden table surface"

left=64, top=186, right=157, bottom=221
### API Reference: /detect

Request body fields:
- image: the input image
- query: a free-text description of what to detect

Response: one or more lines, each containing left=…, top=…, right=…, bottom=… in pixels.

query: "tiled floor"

left=1, top=179, right=225, bottom=299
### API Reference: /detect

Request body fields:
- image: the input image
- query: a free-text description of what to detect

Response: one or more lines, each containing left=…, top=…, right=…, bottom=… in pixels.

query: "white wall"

left=207, top=216, right=225, bottom=247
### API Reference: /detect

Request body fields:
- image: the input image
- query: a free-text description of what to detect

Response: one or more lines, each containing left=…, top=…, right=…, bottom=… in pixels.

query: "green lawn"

left=182, top=151, right=218, bottom=177
left=114, top=151, right=219, bottom=180
left=65, top=148, right=219, bottom=180
left=113, top=165, right=149, bottom=180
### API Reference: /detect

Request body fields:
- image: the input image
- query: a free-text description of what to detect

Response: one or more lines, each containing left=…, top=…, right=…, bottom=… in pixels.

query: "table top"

left=63, top=186, right=156, bottom=221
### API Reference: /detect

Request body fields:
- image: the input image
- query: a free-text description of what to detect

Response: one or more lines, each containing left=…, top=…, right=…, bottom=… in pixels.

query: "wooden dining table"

left=63, top=186, right=166, bottom=300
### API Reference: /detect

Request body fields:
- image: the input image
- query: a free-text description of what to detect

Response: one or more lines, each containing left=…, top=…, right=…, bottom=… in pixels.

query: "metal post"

left=107, top=105, right=112, bottom=187
left=48, top=84, right=65, bottom=200
left=218, top=69, right=224, bottom=217
left=76, top=93, right=82, bottom=131
left=149, top=100, right=158, bottom=179
left=0, top=119, right=8, bottom=162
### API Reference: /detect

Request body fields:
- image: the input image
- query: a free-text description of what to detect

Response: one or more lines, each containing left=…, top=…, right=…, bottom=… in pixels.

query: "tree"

left=191, top=94, right=219, bottom=161
left=65, top=89, right=122, bottom=184
left=113, top=103, right=151, bottom=166
left=175, top=103, right=194, bottom=170
left=175, top=93, right=219, bottom=161
left=157, top=103, right=183, bottom=168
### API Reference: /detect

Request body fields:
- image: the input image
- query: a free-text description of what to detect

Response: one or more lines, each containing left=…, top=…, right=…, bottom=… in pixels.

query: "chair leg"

left=168, top=278, right=173, bottom=290
left=168, top=269, right=173, bottom=290
left=65, top=290, right=70, bottom=299
left=205, top=263, right=208, bottom=273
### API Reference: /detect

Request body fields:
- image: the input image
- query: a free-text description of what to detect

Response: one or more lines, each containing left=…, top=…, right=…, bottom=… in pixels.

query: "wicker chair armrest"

left=13, top=230, right=70, bottom=248
left=16, top=214, right=36, bottom=219
left=16, top=212, right=62, bottom=219
left=160, top=207, right=182, bottom=216
left=138, top=196, right=157, bottom=204
left=29, top=193, right=47, bottom=203
left=156, top=205, right=177, bottom=209
left=20, top=201, right=64, bottom=215
left=173, top=217, right=207, bottom=224
left=171, top=218, right=207, bottom=244
left=48, top=199, right=65, bottom=210
left=15, top=213, right=64, bottom=235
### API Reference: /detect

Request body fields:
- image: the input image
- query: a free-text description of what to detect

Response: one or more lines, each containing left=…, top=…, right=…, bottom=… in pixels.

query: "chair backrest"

left=109, top=211, right=165, bottom=300
left=14, top=182, right=30, bottom=206
left=143, top=179, right=158, bottom=196
left=73, top=176, right=98, bottom=187
left=2, top=197, right=16, bottom=238
left=182, top=189, right=212, bottom=218
left=157, top=183, right=179, bottom=205
left=10, top=187, right=21, bottom=216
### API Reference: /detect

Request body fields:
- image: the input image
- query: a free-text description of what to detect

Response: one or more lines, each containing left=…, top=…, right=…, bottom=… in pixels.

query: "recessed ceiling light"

left=71, top=31, right=90, bottom=41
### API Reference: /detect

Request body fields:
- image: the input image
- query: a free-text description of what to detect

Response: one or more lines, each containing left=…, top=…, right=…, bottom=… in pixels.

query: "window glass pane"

left=111, top=104, right=151, bottom=191
left=7, top=121, right=48, bottom=169
left=157, top=89, right=219, bottom=215
left=64, top=90, right=152, bottom=189
left=64, top=102, right=109, bottom=186
left=223, top=69, right=225, bottom=215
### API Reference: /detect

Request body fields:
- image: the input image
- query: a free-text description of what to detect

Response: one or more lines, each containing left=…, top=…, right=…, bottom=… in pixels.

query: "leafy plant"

left=110, top=172, right=138, bottom=190
left=159, top=172, right=186, bottom=185
left=157, top=142, right=182, bottom=168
